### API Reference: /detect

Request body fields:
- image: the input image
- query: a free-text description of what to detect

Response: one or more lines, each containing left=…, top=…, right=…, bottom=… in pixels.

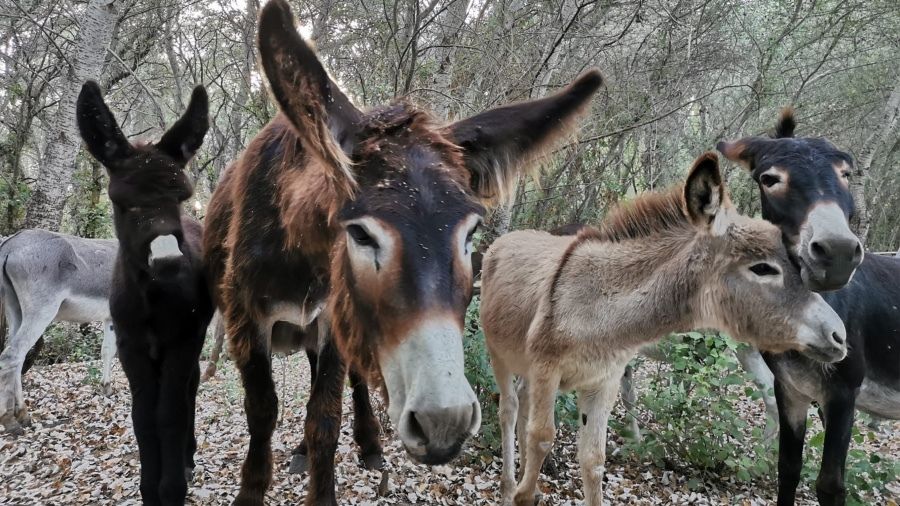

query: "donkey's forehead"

left=724, top=216, right=784, bottom=257
left=344, top=164, right=482, bottom=223
left=751, top=138, right=851, bottom=179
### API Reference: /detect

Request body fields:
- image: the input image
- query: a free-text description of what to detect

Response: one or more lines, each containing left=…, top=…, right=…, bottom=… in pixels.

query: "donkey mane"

left=774, top=106, right=797, bottom=138
left=586, top=186, right=690, bottom=243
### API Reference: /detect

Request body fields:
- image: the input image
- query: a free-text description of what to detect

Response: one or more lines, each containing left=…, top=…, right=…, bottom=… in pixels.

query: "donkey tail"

left=0, top=232, right=25, bottom=352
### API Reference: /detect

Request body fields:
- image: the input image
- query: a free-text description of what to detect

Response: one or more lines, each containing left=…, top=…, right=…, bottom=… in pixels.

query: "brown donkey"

left=203, top=1, right=603, bottom=504
left=481, top=153, right=849, bottom=506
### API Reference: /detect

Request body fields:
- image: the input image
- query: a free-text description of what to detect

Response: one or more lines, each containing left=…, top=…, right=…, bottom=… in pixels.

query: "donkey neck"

left=552, top=229, right=715, bottom=352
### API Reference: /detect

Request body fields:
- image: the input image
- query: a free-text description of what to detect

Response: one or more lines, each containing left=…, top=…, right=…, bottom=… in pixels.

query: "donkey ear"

left=76, top=81, right=133, bottom=169
left=684, top=152, right=727, bottom=225
left=257, top=0, right=362, bottom=195
left=156, top=85, right=209, bottom=164
left=444, top=70, right=603, bottom=205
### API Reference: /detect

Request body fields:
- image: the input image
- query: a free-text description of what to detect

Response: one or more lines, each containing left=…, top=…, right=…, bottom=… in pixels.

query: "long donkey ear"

left=257, top=0, right=362, bottom=196
left=156, top=85, right=209, bottom=164
left=684, top=152, right=727, bottom=226
left=77, top=81, right=133, bottom=170
left=443, top=70, right=603, bottom=205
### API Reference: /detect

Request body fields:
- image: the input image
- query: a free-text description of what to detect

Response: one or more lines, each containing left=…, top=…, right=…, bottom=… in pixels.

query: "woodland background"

left=2, top=0, right=900, bottom=503
left=2, top=0, right=899, bottom=249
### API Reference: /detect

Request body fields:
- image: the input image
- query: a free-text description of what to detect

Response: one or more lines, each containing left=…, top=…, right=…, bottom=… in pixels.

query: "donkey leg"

left=815, top=392, right=856, bottom=506
left=156, top=350, right=195, bottom=505
left=735, top=346, right=778, bottom=441
left=619, top=363, right=641, bottom=441
left=289, top=348, right=318, bottom=475
left=233, top=320, right=278, bottom=506
left=348, top=369, right=383, bottom=470
left=492, top=357, right=519, bottom=504
left=577, top=378, right=620, bottom=506
left=774, top=378, right=812, bottom=506
left=303, top=337, right=346, bottom=506
left=0, top=305, right=57, bottom=433
left=100, top=319, right=116, bottom=395
left=513, top=366, right=560, bottom=506
left=20, top=337, right=44, bottom=377
left=185, top=360, right=201, bottom=483
left=119, top=344, right=163, bottom=505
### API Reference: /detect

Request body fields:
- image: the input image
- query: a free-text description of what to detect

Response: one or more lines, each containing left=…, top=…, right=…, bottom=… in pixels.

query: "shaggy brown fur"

left=204, top=1, right=604, bottom=505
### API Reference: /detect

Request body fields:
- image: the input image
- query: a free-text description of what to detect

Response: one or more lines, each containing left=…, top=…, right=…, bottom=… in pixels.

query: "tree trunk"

left=850, top=77, right=900, bottom=245
left=428, top=0, right=470, bottom=119
left=24, top=0, right=118, bottom=231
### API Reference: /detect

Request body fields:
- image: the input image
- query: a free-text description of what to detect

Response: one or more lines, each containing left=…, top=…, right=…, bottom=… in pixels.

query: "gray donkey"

left=0, top=229, right=226, bottom=434
left=0, top=229, right=117, bottom=433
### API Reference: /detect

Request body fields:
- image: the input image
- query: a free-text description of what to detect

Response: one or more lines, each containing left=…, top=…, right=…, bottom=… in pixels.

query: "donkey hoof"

left=288, top=453, right=308, bottom=474
left=101, top=383, right=115, bottom=396
left=361, top=452, right=385, bottom=470
left=513, top=490, right=540, bottom=506
left=184, top=466, right=195, bottom=483
left=233, top=490, right=265, bottom=506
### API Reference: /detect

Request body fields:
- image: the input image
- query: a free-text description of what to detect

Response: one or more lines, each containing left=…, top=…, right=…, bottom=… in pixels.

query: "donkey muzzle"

left=381, top=318, right=481, bottom=465
left=799, top=202, right=863, bottom=292
left=148, top=234, right=183, bottom=267
left=796, top=294, right=847, bottom=364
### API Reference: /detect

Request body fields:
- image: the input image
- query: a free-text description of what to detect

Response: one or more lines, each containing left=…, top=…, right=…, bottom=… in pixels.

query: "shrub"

left=623, top=331, right=775, bottom=482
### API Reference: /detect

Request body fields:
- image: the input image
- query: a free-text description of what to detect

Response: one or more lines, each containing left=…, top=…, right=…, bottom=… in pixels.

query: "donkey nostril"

left=832, top=331, right=845, bottom=346
left=853, top=243, right=863, bottom=261
left=407, top=412, right=428, bottom=445
left=810, top=241, right=827, bottom=259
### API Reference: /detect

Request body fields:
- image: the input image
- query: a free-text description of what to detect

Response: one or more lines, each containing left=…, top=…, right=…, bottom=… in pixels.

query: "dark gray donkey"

left=0, top=229, right=118, bottom=433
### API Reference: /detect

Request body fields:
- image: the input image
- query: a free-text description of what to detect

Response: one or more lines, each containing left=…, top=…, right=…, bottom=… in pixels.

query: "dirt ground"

left=1, top=356, right=897, bottom=505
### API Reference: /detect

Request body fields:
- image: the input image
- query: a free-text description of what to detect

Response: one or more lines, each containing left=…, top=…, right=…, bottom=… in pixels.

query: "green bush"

left=622, top=331, right=775, bottom=482
left=35, top=322, right=103, bottom=366
left=803, top=425, right=900, bottom=506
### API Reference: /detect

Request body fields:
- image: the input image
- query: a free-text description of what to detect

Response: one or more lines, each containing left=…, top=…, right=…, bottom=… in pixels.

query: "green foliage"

left=462, top=296, right=501, bottom=449
left=803, top=425, right=900, bottom=505
left=65, top=161, right=113, bottom=239
left=36, top=323, right=103, bottom=365
left=624, top=331, right=775, bottom=482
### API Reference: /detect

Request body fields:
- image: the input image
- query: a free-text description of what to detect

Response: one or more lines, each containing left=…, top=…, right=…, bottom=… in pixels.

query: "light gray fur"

left=0, top=230, right=118, bottom=433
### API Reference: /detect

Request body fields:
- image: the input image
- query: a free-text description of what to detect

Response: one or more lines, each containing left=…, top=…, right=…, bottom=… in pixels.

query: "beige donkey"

left=481, top=152, right=849, bottom=506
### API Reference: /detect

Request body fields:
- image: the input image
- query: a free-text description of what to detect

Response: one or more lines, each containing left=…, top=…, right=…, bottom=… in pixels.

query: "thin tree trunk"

left=429, top=0, right=469, bottom=119
left=850, top=77, right=900, bottom=245
left=24, top=0, right=118, bottom=231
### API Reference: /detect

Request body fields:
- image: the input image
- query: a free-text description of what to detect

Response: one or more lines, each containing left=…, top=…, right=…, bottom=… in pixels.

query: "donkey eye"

left=347, top=224, right=378, bottom=248
left=749, top=263, right=781, bottom=277
left=466, top=223, right=479, bottom=243
left=759, top=174, right=780, bottom=188
left=841, top=170, right=851, bottom=179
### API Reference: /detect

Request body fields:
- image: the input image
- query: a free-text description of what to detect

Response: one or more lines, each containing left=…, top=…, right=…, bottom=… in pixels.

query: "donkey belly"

left=558, top=347, right=637, bottom=391
left=57, top=296, right=111, bottom=323
left=856, top=379, right=900, bottom=419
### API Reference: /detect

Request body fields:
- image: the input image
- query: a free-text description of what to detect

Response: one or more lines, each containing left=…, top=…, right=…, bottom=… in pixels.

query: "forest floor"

left=1, top=356, right=898, bottom=505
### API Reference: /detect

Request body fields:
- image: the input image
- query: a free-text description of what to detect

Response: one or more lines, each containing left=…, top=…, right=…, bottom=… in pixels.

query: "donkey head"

left=257, top=0, right=602, bottom=464
left=77, top=81, right=208, bottom=271
left=717, top=109, right=862, bottom=292
left=682, top=153, right=847, bottom=363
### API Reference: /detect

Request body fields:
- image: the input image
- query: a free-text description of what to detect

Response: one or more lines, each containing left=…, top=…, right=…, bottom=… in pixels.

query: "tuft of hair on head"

left=774, top=107, right=796, bottom=138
